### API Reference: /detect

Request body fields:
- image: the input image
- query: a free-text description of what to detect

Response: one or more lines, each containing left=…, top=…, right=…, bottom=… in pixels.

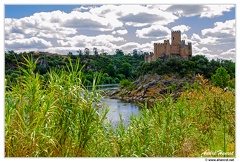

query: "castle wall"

left=170, top=44, right=180, bottom=54
left=154, top=43, right=167, bottom=60
left=149, top=31, right=192, bottom=62
left=158, top=44, right=166, bottom=58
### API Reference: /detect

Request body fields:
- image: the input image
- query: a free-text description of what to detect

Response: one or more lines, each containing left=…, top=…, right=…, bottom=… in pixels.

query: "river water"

left=96, top=84, right=140, bottom=127
left=101, top=98, right=140, bottom=127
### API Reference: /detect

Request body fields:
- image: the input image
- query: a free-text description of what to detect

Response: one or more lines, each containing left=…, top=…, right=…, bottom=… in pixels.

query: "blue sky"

left=4, top=4, right=236, bottom=61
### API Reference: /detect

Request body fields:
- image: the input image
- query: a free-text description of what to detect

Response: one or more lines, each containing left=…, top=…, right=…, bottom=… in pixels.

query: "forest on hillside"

left=5, top=51, right=235, bottom=88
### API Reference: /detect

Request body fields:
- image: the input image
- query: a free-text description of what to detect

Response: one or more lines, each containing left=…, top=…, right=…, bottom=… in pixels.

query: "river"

left=101, top=98, right=140, bottom=127
left=97, top=84, right=141, bottom=127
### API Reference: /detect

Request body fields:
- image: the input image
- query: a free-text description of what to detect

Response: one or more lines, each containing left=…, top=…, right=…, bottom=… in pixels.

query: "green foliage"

left=115, top=49, right=124, bottom=56
left=228, top=79, right=235, bottom=89
left=119, top=79, right=133, bottom=88
left=211, top=67, right=230, bottom=88
left=6, top=52, right=234, bottom=87
left=5, top=52, right=143, bottom=85
left=107, top=63, right=116, bottom=77
left=119, top=62, right=131, bottom=78
left=5, top=58, right=235, bottom=157
left=5, top=56, right=108, bottom=157
left=168, top=83, right=177, bottom=93
left=138, top=55, right=235, bottom=81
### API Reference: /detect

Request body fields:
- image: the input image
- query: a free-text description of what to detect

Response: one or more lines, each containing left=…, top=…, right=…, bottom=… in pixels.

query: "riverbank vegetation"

left=5, top=55, right=235, bottom=157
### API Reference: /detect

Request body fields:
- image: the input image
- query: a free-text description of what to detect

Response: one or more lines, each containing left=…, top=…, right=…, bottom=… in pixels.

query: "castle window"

left=173, top=37, right=174, bottom=40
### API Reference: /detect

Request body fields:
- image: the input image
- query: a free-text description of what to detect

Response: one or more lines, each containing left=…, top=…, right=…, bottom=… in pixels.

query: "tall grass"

left=5, top=55, right=108, bottom=156
left=5, top=56, right=235, bottom=157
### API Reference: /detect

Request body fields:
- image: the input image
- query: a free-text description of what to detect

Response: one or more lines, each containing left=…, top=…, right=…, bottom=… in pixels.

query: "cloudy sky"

left=4, top=4, right=236, bottom=61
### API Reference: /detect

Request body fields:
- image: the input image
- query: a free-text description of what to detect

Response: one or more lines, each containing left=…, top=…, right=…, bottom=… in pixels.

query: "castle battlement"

left=145, top=31, right=192, bottom=63
left=171, top=30, right=181, bottom=33
left=164, top=40, right=170, bottom=44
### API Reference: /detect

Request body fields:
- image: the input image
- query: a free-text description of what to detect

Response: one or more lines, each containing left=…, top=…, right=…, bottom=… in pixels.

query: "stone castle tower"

left=145, top=31, right=192, bottom=62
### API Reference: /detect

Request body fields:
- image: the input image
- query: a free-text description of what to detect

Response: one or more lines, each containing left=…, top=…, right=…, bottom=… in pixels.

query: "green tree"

left=120, top=62, right=131, bottom=78
left=192, top=55, right=209, bottom=77
left=93, top=47, right=98, bottom=56
left=67, top=51, right=73, bottom=55
left=115, top=49, right=124, bottom=56
left=107, top=64, right=116, bottom=77
left=77, top=49, right=83, bottom=59
left=211, top=67, right=230, bottom=88
left=84, top=48, right=90, bottom=55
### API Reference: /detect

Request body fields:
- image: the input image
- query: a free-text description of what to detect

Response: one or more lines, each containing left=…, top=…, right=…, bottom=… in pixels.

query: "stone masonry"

left=145, top=31, right=192, bottom=62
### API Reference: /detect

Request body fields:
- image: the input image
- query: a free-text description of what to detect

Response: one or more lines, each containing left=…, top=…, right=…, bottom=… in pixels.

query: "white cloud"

left=165, top=5, right=234, bottom=18
left=191, top=33, right=219, bottom=45
left=194, top=46, right=211, bottom=52
left=120, top=42, right=140, bottom=50
left=57, top=40, right=71, bottom=47
left=139, top=43, right=153, bottom=53
left=200, top=5, right=235, bottom=18
left=5, top=12, right=78, bottom=40
left=73, top=6, right=92, bottom=12
left=200, top=37, right=219, bottom=45
left=89, top=5, right=178, bottom=27
left=166, top=5, right=207, bottom=17
left=147, top=5, right=172, bottom=11
left=202, top=19, right=235, bottom=36
left=5, top=33, right=25, bottom=40
left=112, top=29, right=128, bottom=35
left=136, top=25, right=170, bottom=38
left=219, top=48, right=235, bottom=61
left=191, top=33, right=218, bottom=58
left=5, top=37, right=52, bottom=51
left=47, top=47, right=82, bottom=55
left=69, top=34, right=125, bottom=45
left=61, top=10, right=123, bottom=31
left=171, top=25, right=191, bottom=33
left=54, top=34, right=125, bottom=54
left=191, top=33, right=201, bottom=41
left=181, top=34, right=188, bottom=40
left=119, top=42, right=153, bottom=54
left=190, top=24, right=235, bottom=61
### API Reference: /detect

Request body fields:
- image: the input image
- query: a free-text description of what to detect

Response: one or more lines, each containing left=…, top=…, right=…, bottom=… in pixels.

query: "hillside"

left=5, top=52, right=144, bottom=86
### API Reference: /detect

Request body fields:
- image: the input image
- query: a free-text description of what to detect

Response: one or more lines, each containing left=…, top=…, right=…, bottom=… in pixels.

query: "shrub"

left=119, top=79, right=133, bottom=88
left=211, top=67, right=230, bottom=88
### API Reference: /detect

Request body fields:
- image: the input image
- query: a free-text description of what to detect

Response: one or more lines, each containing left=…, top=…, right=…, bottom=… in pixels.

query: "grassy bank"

left=5, top=56, right=235, bottom=157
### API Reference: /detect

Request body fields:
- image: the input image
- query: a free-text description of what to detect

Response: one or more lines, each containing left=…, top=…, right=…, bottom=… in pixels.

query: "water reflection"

left=101, top=98, right=140, bottom=127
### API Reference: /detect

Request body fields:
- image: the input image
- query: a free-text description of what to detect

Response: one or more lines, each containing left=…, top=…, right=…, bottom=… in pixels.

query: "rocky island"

left=108, top=73, right=196, bottom=104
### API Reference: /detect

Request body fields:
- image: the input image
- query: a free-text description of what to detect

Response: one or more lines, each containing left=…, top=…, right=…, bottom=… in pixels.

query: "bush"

left=211, top=67, right=230, bottom=88
left=119, top=79, right=133, bottom=88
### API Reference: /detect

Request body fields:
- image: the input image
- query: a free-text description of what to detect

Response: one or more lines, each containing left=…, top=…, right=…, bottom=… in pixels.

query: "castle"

left=145, top=31, right=192, bottom=62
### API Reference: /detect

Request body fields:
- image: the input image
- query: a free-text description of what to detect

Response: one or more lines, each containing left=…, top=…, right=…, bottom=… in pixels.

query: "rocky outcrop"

left=108, top=73, right=195, bottom=103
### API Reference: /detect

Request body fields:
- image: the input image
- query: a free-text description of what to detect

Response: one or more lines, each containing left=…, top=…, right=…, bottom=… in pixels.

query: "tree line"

left=5, top=51, right=144, bottom=86
left=138, top=55, right=235, bottom=79
left=5, top=51, right=235, bottom=88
